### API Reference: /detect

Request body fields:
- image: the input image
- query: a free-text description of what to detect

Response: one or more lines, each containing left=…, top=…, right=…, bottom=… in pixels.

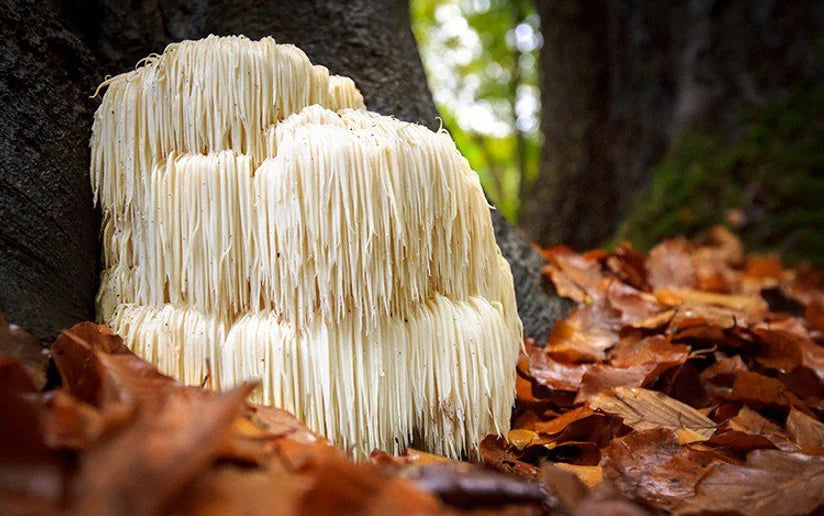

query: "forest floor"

left=3, top=226, right=824, bottom=515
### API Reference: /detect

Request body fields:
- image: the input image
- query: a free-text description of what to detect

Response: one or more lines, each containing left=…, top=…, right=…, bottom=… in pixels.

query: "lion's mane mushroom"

left=92, top=35, right=522, bottom=458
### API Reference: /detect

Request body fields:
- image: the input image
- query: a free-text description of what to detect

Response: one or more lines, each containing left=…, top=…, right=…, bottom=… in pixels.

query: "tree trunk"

left=0, top=0, right=571, bottom=342
left=521, top=0, right=615, bottom=250
left=0, top=0, right=101, bottom=342
left=523, top=0, right=824, bottom=250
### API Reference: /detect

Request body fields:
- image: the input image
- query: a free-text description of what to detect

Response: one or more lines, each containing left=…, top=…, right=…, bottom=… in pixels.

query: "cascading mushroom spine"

left=92, top=34, right=522, bottom=459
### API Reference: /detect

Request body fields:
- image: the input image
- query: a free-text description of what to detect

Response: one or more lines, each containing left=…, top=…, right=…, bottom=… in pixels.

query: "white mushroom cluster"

left=92, top=35, right=522, bottom=458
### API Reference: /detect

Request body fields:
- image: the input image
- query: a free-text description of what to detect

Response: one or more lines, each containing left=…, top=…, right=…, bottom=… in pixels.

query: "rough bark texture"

left=0, top=0, right=100, bottom=342
left=1, top=0, right=569, bottom=342
left=65, top=0, right=442, bottom=131
left=523, top=0, right=824, bottom=250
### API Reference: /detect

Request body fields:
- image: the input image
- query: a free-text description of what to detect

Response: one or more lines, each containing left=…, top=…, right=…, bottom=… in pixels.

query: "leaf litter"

left=3, top=226, right=824, bottom=514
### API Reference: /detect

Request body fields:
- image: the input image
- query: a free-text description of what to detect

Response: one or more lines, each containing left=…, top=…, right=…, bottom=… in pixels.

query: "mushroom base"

left=109, top=294, right=520, bottom=459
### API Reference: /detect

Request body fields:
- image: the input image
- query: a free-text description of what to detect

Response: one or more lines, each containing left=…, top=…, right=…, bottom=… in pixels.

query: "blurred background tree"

left=413, top=0, right=824, bottom=264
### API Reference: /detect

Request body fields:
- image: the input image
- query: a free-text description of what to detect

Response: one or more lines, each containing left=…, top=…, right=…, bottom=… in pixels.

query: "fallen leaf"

left=404, top=463, right=544, bottom=510
left=591, top=387, right=716, bottom=440
left=548, top=304, right=620, bottom=362
left=547, top=252, right=607, bottom=303
left=572, top=499, right=651, bottom=516
left=507, top=429, right=540, bottom=450
left=529, top=405, right=596, bottom=436
left=527, top=349, right=590, bottom=391
left=602, top=428, right=714, bottom=511
left=656, top=288, right=768, bottom=317
left=37, top=390, right=132, bottom=451
left=677, top=451, right=824, bottom=516
left=539, top=462, right=590, bottom=512
left=647, top=239, right=697, bottom=290
left=297, top=455, right=442, bottom=513
left=609, top=335, right=690, bottom=382
left=553, top=462, right=603, bottom=488
left=0, top=315, right=48, bottom=390
left=805, top=300, right=824, bottom=333
left=604, top=281, right=665, bottom=325
left=670, top=301, right=752, bottom=329
left=0, top=359, right=62, bottom=512
left=705, top=406, right=796, bottom=453
left=575, top=364, right=655, bottom=403
left=168, top=466, right=307, bottom=515
left=527, top=405, right=625, bottom=451
left=753, top=328, right=824, bottom=378
left=786, top=408, right=824, bottom=452
left=721, top=370, right=810, bottom=414
left=700, top=354, right=748, bottom=387
left=71, top=385, right=252, bottom=515
left=480, top=435, right=538, bottom=480
left=658, top=362, right=713, bottom=409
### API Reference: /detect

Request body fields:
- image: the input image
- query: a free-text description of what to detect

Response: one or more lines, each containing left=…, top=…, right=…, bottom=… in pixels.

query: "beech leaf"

left=678, top=451, right=824, bottom=516
left=786, top=408, right=824, bottom=451
left=591, top=387, right=716, bottom=440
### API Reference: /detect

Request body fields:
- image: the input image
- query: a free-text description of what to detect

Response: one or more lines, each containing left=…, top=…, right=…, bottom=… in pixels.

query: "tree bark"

left=523, top=0, right=824, bottom=250
left=0, top=0, right=100, bottom=341
left=1, top=0, right=571, bottom=342
left=521, top=0, right=615, bottom=250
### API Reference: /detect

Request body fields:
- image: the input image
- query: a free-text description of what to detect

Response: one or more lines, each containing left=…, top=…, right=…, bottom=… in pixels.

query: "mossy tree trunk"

left=522, top=0, right=824, bottom=250
left=0, top=0, right=570, bottom=342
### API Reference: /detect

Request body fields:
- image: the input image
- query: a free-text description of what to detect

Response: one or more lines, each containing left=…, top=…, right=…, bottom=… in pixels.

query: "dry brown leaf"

left=0, top=315, right=48, bottom=391
left=606, top=244, right=649, bottom=291
left=609, top=335, right=691, bottom=382
left=670, top=301, right=752, bottom=329
left=723, top=370, right=811, bottom=414
left=604, top=281, right=665, bottom=325
left=0, top=358, right=63, bottom=513
left=404, top=463, right=545, bottom=510
left=539, top=462, right=590, bottom=512
left=744, top=256, right=785, bottom=281
left=591, top=387, right=716, bottom=440
left=295, top=455, right=442, bottom=514
left=753, top=328, right=824, bottom=378
left=71, top=385, right=252, bottom=515
left=647, top=239, right=697, bottom=290
left=602, top=428, right=715, bottom=511
left=547, top=252, right=607, bottom=303
left=480, top=435, right=539, bottom=480
left=548, top=304, right=620, bottom=362
left=575, top=364, right=655, bottom=403
left=527, top=349, right=590, bottom=391
left=508, top=429, right=540, bottom=450
left=786, top=408, right=824, bottom=451
left=656, top=287, right=768, bottom=316
left=805, top=300, right=824, bottom=333
left=700, top=354, right=748, bottom=386
left=529, top=405, right=596, bottom=436
left=677, top=451, right=824, bottom=516
left=553, top=462, right=603, bottom=488
left=706, top=406, right=796, bottom=453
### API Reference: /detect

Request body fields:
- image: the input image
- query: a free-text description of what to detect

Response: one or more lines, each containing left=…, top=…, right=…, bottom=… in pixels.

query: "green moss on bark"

left=616, top=89, right=824, bottom=265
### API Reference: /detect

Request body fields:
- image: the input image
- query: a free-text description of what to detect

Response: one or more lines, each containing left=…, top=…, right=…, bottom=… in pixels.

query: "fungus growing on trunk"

left=92, top=35, right=522, bottom=458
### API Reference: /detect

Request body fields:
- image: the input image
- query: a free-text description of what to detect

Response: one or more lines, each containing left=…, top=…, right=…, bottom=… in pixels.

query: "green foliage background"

left=412, top=0, right=539, bottom=222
